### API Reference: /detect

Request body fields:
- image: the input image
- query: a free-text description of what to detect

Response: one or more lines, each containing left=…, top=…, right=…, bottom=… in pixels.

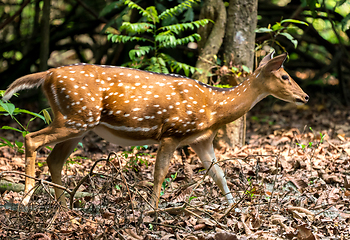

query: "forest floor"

left=0, top=95, right=349, bottom=239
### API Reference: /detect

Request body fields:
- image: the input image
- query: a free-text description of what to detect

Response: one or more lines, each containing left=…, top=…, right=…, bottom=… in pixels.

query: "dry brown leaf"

left=289, top=178, right=308, bottom=190
left=197, top=218, right=216, bottom=227
left=343, top=176, right=350, bottom=189
left=198, top=232, right=238, bottom=240
left=124, top=228, right=143, bottom=240
left=328, top=188, right=340, bottom=204
left=296, top=224, right=316, bottom=240
left=287, top=206, right=314, bottom=221
left=173, top=186, right=193, bottom=203
left=183, top=161, right=193, bottom=182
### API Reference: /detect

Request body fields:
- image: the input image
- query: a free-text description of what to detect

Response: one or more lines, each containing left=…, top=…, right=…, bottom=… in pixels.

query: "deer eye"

left=281, top=75, right=289, bottom=80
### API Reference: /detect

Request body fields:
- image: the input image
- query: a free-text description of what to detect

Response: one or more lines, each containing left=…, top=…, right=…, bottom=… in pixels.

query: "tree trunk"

left=215, top=0, right=258, bottom=149
left=39, top=0, right=50, bottom=71
left=192, top=0, right=226, bottom=83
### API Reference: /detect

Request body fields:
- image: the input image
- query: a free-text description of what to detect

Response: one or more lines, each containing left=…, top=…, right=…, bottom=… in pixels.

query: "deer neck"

left=209, top=72, right=267, bottom=128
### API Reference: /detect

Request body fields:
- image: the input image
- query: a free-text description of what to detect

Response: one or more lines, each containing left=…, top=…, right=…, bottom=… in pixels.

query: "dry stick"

left=187, top=161, right=214, bottom=203
left=143, top=222, right=187, bottom=231
left=69, top=152, right=123, bottom=209
left=113, top=152, right=139, bottom=234
left=40, top=179, right=57, bottom=202
left=0, top=171, right=72, bottom=194
left=45, top=208, right=61, bottom=231
left=188, top=206, right=229, bottom=230
left=69, top=157, right=110, bottom=209
left=268, top=155, right=281, bottom=211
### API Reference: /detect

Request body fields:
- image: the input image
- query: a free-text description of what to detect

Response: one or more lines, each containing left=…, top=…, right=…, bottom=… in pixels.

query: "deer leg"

left=23, top=123, right=84, bottom=205
left=151, top=138, right=179, bottom=209
left=46, top=137, right=83, bottom=206
left=190, top=139, right=234, bottom=204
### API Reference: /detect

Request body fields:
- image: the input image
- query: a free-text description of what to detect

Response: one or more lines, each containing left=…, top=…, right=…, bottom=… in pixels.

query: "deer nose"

left=304, top=95, right=309, bottom=102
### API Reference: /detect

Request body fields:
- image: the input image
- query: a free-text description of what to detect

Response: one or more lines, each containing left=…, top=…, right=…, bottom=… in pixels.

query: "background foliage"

left=0, top=0, right=349, bottom=105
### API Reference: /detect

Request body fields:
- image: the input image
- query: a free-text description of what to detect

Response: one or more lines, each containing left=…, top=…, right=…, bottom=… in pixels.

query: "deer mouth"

left=295, top=95, right=309, bottom=105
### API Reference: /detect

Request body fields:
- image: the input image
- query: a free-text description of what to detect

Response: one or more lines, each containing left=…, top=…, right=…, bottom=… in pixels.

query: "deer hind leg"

left=23, top=123, right=85, bottom=205
left=151, top=138, right=179, bottom=209
left=190, top=139, right=234, bottom=204
left=46, top=137, right=83, bottom=206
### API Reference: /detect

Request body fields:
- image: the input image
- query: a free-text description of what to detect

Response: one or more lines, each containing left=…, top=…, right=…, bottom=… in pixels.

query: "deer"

left=2, top=51, right=309, bottom=208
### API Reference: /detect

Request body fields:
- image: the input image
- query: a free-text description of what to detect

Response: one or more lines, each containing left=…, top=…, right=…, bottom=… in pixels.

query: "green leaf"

left=279, top=32, right=298, bottom=48
left=120, top=22, right=154, bottom=34
left=145, top=6, right=159, bottom=23
left=0, top=101, right=15, bottom=116
left=159, top=19, right=210, bottom=34
left=341, top=13, right=350, bottom=31
left=242, top=65, right=250, bottom=73
left=272, top=22, right=284, bottom=31
left=15, top=140, right=23, bottom=149
left=182, top=8, right=194, bottom=22
left=0, top=137, right=14, bottom=148
left=16, top=109, right=46, bottom=122
left=189, top=196, right=197, bottom=202
left=42, top=109, right=52, bottom=124
left=255, top=27, right=274, bottom=33
left=129, top=46, right=153, bottom=60
left=1, top=126, right=23, bottom=133
left=280, top=19, right=309, bottom=26
left=159, top=0, right=200, bottom=20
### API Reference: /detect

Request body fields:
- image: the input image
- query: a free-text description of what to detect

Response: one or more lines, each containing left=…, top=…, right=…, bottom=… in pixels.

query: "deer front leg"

left=22, top=121, right=84, bottom=205
left=23, top=140, right=37, bottom=205
left=151, top=138, right=179, bottom=209
left=190, top=139, right=234, bottom=204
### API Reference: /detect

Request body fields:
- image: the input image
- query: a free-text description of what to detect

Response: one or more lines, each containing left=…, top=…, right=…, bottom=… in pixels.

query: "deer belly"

left=93, top=125, right=158, bottom=147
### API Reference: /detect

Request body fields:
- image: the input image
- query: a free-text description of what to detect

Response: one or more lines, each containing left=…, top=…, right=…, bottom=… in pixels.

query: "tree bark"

left=39, top=0, right=51, bottom=71
left=215, top=0, right=258, bottom=148
left=192, top=0, right=226, bottom=83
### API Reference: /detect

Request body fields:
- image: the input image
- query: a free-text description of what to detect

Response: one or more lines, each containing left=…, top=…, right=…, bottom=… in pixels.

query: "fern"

left=159, top=19, right=212, bottom=34
left=120, top=22, right=154, bottom=34
left=160, top=53, right=201, bottom=76
left=129, top=46, right=153, bottom=61
left=159, top=0, right=200, bottom=20
left=107, top=34, right=151, bottom=43
left=106, top=0, right=210, bottom=76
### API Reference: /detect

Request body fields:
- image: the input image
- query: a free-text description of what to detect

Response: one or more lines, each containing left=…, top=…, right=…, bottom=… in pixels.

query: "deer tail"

left=2, top=72, right=48, bottom=101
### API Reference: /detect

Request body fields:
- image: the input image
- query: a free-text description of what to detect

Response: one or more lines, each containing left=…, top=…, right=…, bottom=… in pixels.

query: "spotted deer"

left=3, top=51, right=309, bottom=207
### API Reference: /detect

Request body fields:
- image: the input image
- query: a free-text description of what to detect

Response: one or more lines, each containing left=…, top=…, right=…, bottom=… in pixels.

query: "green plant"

left=0, top=91, right=51, bottom=154
left=104, top=0, right=210, bottom=76
left=296, top=127, right=325, bottom=150
left=296, top=127, right=325, bottom=168
left=256, top=19, right=309, bottom=48
left=66, top=142, right=86, bottom=167
left=160, top=172, right=177, bottom=196
left=121, top=145, right=153, bottom=171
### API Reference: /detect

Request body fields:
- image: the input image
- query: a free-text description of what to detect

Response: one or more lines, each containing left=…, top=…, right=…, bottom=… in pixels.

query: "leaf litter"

left=0, top=100, right=349, bottom=239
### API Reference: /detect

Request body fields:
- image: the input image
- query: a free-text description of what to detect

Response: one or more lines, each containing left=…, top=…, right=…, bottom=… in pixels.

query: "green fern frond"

left=175, top=33, right=201, bottom=45
left=157, top=33, right=201, bottom=48
left=159, top=0, right=200, bottom=20
left=129, top=46, right=153, bottom=61
left=120, top=22, right=154, bottom=34
left=145, top=6, right=159, bottom=23
left=107, top=34, right=151, bottom=43
left=156, top=32, right=177, bottom=48
left=145, top=57, right=170, bottom=74
left=160, top=53, right=200, bottom=77
left=124, top=0, right=157, bottom=22
left=159, top=19, right=211, bottom=34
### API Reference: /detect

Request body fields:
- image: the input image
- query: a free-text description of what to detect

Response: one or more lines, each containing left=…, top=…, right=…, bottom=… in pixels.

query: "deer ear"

left=262, top=52, right=288, bottom=72
left=258, top=50, right=275, bottom=68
